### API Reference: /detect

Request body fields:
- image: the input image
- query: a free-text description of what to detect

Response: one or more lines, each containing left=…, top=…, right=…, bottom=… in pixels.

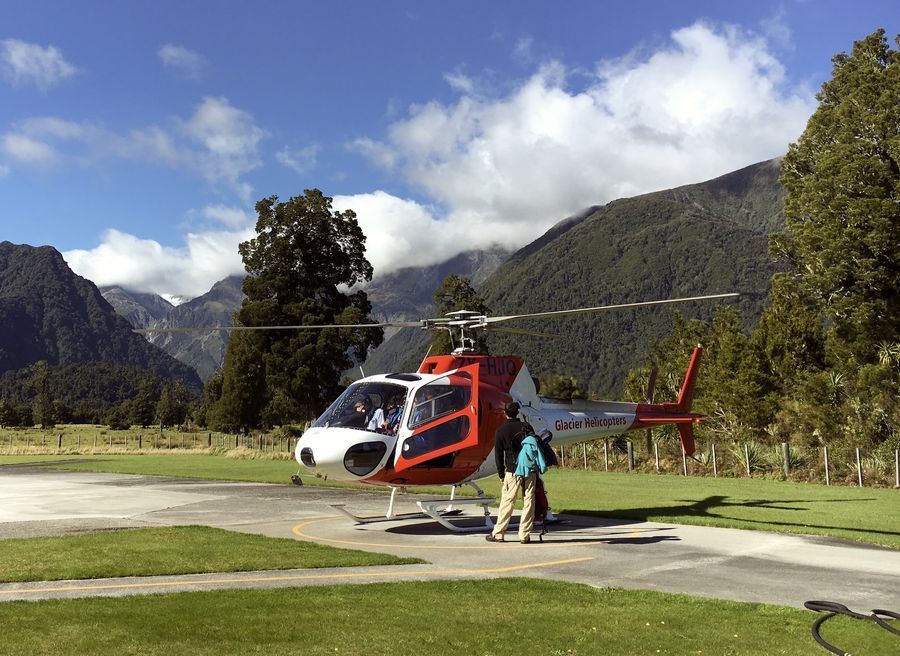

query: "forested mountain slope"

left=478, top=158, right=785, bottom=397
left=0, top=241, right=201, bottom=393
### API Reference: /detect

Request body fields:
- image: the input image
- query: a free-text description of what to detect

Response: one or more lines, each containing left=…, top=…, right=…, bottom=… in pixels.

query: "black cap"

left=504, top=401, right=520, bottom=417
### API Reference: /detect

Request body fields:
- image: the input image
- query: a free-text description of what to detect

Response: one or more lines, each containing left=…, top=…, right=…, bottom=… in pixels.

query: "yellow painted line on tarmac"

left=291, top=516, right=618, bottom=549
left=0, top=557, right=594, bottom=597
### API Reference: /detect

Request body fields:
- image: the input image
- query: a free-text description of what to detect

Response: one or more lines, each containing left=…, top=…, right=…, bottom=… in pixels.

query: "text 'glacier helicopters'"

left=141, top=292, right=738, bottom=528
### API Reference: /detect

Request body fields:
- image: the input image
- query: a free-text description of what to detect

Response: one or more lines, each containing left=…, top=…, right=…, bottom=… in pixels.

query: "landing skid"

left=330, top=503, right=462, bottom=525
left=329, top=482, right=495, bottom=532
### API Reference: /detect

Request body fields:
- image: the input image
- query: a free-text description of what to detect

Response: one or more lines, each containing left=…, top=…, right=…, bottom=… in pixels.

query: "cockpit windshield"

left=313, top=381, right=408, bottom=434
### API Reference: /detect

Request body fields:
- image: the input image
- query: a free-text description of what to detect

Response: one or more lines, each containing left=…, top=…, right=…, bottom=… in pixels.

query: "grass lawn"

left=0, top=526, right=422, bottom=583
left=2, top=454, right=898, bottom=548
left=538, top=469, right=900, bottom=549
left=0, top=579, right=895, bottom=655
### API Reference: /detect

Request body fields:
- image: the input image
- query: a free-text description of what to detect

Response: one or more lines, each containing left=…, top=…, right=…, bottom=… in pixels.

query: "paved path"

left=1, top=465, right=898, bottom=609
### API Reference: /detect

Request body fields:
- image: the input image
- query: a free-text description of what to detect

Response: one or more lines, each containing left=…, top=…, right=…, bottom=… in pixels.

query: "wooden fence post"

left=744, top=444, right=751, bottom=477
left=781, top=442, right=790, bottom=478
left=626, top=441, right=634, bottom=472
left=895, top=449, right=899, bottom=489
left=712, top=442, right=717, bottom=478
left=582, top=443, right=587, bottom=470
left=824, top=446, right=830, bottom=486
left=603, top=440, right=609, bottom=472
left=856, top=447, right=863, bottom=487
left=681, top=445, right=688, bottom=476
left=654, top=443, right=659, bottom=472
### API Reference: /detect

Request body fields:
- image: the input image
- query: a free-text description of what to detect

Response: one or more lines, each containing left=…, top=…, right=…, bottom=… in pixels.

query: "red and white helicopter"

left=287, top=293, right=736, bottom=529
left=143, top=292, right=737, bottom=530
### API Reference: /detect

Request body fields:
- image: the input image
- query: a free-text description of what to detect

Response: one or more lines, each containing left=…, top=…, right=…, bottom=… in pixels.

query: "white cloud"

left=1, top=39, right=76, bottom=89
left=2, top=97, right=264, bottom=198
left=2, top=132, right=58, bottom=165
left=350, top=21, right=814, bottom=277
left=179, top=96, right=265, bottom=200
left=63, top=227, right=252, bottom=299
left=276, top=144, right=320, bottom=175
left=158, top=44, right=207, bottom=78
left=444, top=71, right=475, bottom=95
left=349, top=137, right=397, bottom=170
left=201, top=204, right=254, bottom=229
left=760, top=8, right=793, bottom=51
left=513, top=36, right=534, bottom=64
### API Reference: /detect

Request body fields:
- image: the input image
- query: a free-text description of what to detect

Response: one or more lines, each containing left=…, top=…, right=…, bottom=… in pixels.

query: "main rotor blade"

left=487, top=326, right=559, bottom=339
left=133, top=320, right=424, bottom=334
left=484, top=292, right=740, bottom=325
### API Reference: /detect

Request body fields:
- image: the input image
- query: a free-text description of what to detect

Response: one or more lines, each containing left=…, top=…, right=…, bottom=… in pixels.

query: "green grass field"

left=0, top=526, right=421, bottom=583
left=0, top=579, right=895, bottom=655
left=2, top=454, right=897, bottom=548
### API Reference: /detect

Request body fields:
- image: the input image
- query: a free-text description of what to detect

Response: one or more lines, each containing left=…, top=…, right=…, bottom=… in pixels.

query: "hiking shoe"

left=520, top=537, right=531, bottom=544
left=485, top=534, right=504, bottom=542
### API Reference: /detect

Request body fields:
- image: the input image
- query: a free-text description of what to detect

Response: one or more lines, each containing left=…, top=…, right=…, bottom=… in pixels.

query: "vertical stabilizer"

left=677, top=423, right=696, bottom=456
left=672, top=345, right=703, bottom=413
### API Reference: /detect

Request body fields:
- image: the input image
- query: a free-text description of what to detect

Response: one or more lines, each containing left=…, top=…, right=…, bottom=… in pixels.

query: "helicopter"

left=140, top=292, right=738, bottom=528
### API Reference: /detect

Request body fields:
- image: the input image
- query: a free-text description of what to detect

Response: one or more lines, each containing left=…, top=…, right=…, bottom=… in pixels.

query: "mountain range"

left=102, top=276, right=244, bottom=382
left=477, top=158, right=784, bottom=396
left=0, top=242, right=202, bottom=413
left=96, top=157, right=785, bottom=398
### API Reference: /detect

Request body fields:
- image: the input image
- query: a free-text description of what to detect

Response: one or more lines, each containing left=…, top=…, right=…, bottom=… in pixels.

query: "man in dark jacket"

left=486, top=401, right=535, bottom=543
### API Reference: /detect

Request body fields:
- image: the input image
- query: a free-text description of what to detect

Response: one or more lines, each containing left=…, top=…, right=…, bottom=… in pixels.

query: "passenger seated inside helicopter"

left=314, top=381, right=408, bottom=432
left=408, top=378, right=470, bottom=429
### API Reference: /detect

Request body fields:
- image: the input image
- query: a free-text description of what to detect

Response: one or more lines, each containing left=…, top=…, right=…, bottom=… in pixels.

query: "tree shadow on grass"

left=563, top=494, right=900, bottom=541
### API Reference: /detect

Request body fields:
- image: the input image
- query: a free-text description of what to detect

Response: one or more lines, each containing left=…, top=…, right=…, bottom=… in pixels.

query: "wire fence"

left=554, top=437, right=900, bottom=488
left=2, top=428, right=898, bottom=489
left=0, top=429, right=299, bottom=460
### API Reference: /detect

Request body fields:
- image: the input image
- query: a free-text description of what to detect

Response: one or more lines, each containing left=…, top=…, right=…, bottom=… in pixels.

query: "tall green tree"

left=213, top=190, right=383, bottom=429
left=430, top=274, right=490, bottom=354
left=156, top=381, right=189, bottom=428
left=773, top=29, right=900, bottom=364
left=30, top=360, right=54, bottom=428
left=130, top=379, right=159, bottom=428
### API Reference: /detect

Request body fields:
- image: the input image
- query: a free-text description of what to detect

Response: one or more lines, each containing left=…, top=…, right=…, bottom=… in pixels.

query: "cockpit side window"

left=407, top=373, right=472, bottom=429
left=313, top=381, right=407, bottom=433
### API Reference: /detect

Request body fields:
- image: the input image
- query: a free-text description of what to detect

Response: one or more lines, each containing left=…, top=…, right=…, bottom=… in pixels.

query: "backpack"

left=537, top=430, right=559, bottom=467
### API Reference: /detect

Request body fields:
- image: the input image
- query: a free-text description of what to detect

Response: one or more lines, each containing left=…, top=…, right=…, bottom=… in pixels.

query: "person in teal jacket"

left=515, top=434, right=548, bottom=477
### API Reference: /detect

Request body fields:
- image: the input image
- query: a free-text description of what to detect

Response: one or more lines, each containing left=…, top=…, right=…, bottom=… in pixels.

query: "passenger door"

left=394, top=364, right=480, bottom=471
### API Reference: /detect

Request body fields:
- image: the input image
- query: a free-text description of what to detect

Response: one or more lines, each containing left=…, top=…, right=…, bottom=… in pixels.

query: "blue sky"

left=1, top=1, right=897, bottom=300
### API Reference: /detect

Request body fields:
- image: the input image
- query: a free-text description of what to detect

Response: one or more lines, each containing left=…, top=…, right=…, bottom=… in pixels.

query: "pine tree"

left=773, top=30, right=900, bottom=364
left=430, top=275, right=490, bottom=354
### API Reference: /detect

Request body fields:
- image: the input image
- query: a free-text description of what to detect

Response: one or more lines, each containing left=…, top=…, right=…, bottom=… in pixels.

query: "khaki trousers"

left=491, top=471, right=537, bottom=540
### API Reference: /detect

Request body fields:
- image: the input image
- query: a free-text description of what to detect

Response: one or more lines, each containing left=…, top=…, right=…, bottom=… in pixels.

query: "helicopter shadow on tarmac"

left=384, top=513, right=681, bottom=546
left=568, top=494, right=899, bottom=542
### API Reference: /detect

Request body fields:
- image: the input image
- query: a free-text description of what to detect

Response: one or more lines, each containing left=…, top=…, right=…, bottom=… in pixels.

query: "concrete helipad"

left=1, top=464, right=898, bottom=609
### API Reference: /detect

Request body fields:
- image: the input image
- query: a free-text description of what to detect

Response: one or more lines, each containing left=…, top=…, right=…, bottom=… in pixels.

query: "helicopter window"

left=386, top=373, right=421, bottom=382
left=407, top=372, right=472, bottom=429
left=313, top=381, right=408, bottom=432
left=401, top=416, right=470, bottom=460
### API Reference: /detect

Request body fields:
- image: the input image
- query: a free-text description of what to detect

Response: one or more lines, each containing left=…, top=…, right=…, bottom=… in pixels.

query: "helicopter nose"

left=295, top=428, right=395, bottom=480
